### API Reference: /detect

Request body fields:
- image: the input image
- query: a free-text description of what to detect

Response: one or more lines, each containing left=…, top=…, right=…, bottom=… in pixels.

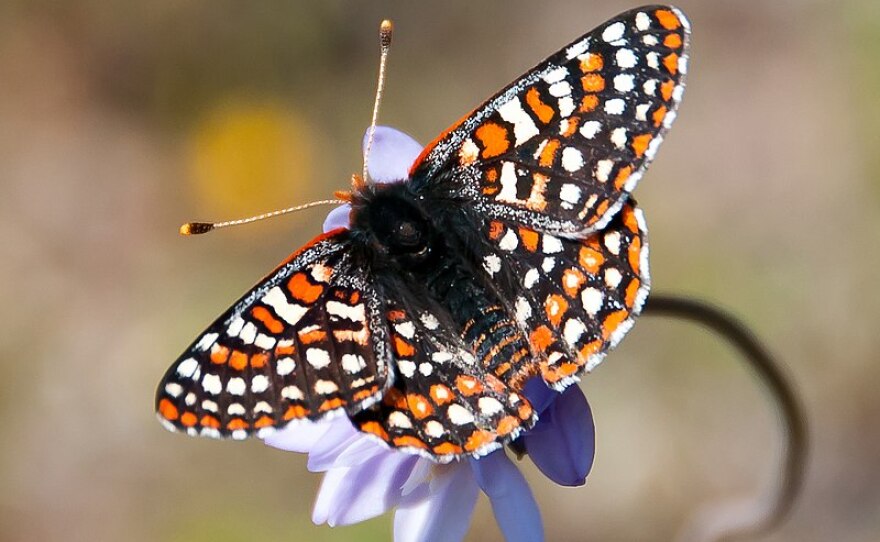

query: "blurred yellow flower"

left=188, top=98, right=314, bottom=216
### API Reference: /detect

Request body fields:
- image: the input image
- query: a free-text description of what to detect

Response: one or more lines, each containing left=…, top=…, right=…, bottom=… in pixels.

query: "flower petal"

left=314, top=451, right=419, bottom=526
left=522, top=377, right=559, bottom=414
left=323, top=204, right=352, bottom=232
left=362, top=126, right=423, bottom=183
left=470, top=451, right=544, bottom=542
left=394, top=463, right=479, bottom=542
left=523, top=385, right=595, bottom=487
left=263, top=418, right=339, bottom=454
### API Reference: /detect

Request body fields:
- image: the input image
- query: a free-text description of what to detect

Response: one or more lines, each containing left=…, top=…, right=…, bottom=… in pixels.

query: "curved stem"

left=642, top=294, right=808, bottom=541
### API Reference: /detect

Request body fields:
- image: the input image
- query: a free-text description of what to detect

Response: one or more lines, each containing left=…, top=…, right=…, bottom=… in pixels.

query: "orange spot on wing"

left=275, top=344, right=295, bottom=356
left=384, top=388, right=408, bottom=409
left=298, top=329, right=327, bottom=344
left=519, top=228, right=540, bottom=252
left=475, top=122, right=510, bottom=159
left=628, top=236, right=642, bottom=275
left=254, top=415, right=274, bottom=429
left=406, top=394, right=434, bottom=419
left=433, top=442, right=463, bottom=455
left=496, top=416, right=520, bottom=436
left=180, top=412, right=197, bottom=427
left=387, top=310, right=407, bottom=322
left=663, top=53, right=679, bottom=75
left=530, top=325, right=554, bottom=353
left=578, top=340, right=603, bottom=362
left=488, top=220, right=505, bottom=241
left=229, top=350, right=248, bottom=371
left=579, top=246, right=605, bottom=274
left=319, top=398, right=345, bottom=412
left=360, top=421, right=390, bottom=441
left=631, top=134, right=653, bottom=158
left=200, top=414, right=220, bottom=429
left=622, top=205, right=639, bottom=233
left=518, top=402, right=534, bottom=420
left=625, top=278, right=641, bottom=308
left=614, top=165, right=632, bottom=190
left=581, top=74, right=605, bottom=93
left=464, top=429, right=496, bottom=452
left=227, top=418, right=248, bottom=431
left=394, top=436, right=429, bottom=449
left=251, top=306, right=284, bottom=334
left=580, top=52, right=603, bottom=72
left=526, top=87, right=555, bottom=124
left=210, top=345, right=229, bottom=365
left=287, top=272, right=324, bottom=304
left=602, top=310, right=630, bottom=339
left=580, top=94, right=599, bottom=113
left=660, top=79, right=675, bottom=101
left=544, top=294, right=568, bottom=327
left=283, top=405, right=309, bottom=420
left=538, top=138, right=560, bottom=168
left=353, top=386, right=379, bottom=402
left=664, top=33, right=683, bottom=49
left=394, top=336, right=415, bottom=357
left=250, top=353, right=268, bottom=369
left=655, top=9, right=681, bottom=30
left=158, top=398, right=179, bottom=421
left=430, top=384, right=453, bottom=405
left=455, top=375, right=484, bottom=396
left=652, top=105, right=668, bottom=127
left=562, top=268, right=587, bottom=298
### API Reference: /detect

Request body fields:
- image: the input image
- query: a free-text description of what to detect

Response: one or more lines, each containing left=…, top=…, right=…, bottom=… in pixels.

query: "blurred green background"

left=2, top=1, right=879, bottom=541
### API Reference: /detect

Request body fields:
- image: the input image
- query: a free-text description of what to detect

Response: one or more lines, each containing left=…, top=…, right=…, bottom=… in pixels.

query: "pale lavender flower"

left=265, top=126, right=596, bottom=542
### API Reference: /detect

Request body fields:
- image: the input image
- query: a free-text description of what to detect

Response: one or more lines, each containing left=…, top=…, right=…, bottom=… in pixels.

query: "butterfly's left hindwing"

left=411, top=5, right=689, bottom=236
left=156, top=230, right=391, bottom=440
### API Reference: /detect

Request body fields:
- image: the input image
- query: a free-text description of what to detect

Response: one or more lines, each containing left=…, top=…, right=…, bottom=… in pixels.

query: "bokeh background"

left=2, top=1, right=879, bottom=541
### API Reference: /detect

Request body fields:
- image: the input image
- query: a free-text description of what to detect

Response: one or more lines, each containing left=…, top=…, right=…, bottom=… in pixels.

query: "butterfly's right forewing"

left=411, top=5, right=689, bottom=236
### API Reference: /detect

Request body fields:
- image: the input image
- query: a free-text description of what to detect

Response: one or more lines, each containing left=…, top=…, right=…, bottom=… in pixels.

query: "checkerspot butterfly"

left=157, top=5, right=690, bottom=462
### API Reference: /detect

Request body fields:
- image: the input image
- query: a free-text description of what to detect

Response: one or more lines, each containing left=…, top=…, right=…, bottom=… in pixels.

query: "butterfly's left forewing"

left=411, top=5, right=689, bottom=236
left=156, top=230, right=391, bottom=440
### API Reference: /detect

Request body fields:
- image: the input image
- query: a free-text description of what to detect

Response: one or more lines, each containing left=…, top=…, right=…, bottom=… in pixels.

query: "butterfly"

left=156, top=5, right=689, bottom=462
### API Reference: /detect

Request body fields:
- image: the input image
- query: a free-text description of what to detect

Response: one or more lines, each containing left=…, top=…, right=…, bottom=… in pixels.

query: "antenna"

left=363, top=19, right=394, bottom=183
left=179, top=199, right=346, bottom=236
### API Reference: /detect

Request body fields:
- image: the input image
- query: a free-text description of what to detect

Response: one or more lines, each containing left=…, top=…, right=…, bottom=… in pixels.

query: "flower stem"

left=642, top=294, right=808, bottom=542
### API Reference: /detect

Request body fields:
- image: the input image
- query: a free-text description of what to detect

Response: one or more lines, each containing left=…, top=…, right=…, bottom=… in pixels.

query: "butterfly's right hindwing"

left=156, top=230, right=391, bottom=440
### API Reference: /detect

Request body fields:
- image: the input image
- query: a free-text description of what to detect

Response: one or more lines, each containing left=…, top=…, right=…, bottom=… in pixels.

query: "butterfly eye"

left=394, top=221, right=421, bottom=247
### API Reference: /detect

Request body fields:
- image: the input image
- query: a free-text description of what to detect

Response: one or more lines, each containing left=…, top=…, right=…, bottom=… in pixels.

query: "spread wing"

left=410, top=5, right=689, bottom=236
left=156, top=229, right=392, bottom=440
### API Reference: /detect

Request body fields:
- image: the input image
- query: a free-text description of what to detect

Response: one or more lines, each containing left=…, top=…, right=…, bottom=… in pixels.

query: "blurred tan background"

left=2, top=1, right=879, bottom=541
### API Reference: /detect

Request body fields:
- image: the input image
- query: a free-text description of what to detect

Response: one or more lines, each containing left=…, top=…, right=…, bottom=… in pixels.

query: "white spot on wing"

left=227, top=377, right=246, bottom=396
left=499, top=229, right=519, bottom=251
left=602, top=22, right=625, bottom=42
left=498, top=97, right=539, bottom=145
left=604, top=99, right=625, bottom=115
left=563, top=318, right=587, bottom=346
left=635, top=12, right=650, bottom=31
left=579, top=120, right=601, bottom=139
left=176, top=358, right=199, bottom=379
left=263, top=287, right=309, bottom=326
left=447, top=404, right=476, bottom=425
left=276, top=357, right=295, bottom=376
left=483, top=254, right=502, bottom=276
left=610, top=127, right=628, bottom=149
left=542, top=234, right=564, bottom=254
left=595, top=159, right=614, bottom=182
left=615, top=49, right=637, bottom=69
left=561, top=147, right=585, bottom=172
left=306, top=348, right=331, bottom=369
left=581, top=287, right=604, bottom=316
left=251, top=375, right=269, bottom=393
left=196, top=333, right=219, bottom=351
left=202, top=373, right=222, bottom=395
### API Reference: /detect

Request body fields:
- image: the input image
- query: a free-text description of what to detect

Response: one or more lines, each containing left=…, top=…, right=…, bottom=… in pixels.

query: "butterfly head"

left=350, top=182, right=437, bottom=269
